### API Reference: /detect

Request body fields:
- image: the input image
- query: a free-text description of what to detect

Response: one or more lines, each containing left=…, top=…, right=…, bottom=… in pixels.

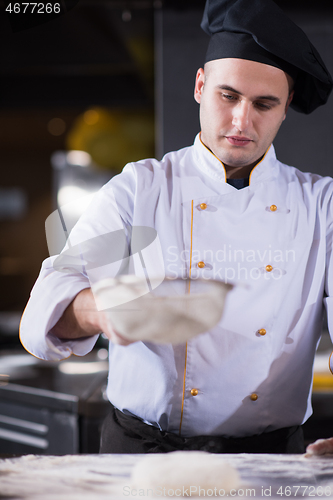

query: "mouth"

left=225, top=136, right=253, bottom=146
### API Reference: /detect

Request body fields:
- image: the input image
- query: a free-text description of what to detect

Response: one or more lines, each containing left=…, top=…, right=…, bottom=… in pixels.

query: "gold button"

left=265, top=265, right=273, bottom=272
left=190, top=388, right=199, bottom=396
left=250, top=393, right=258, bottom=401
left=200, top=203, right=207, bottom=210
left=197, top=261, right=205, bottom=268
left=258, top=329, right=266, bottom=336
left=270, top=205, right=277, bottom=212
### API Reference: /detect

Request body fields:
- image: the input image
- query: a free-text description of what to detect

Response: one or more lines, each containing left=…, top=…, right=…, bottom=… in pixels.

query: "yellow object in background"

left=313, top=373, right=333, bottom=390
left=312, top=352, right=333, bottom=391
left=66, top=107, right=155, bottom=173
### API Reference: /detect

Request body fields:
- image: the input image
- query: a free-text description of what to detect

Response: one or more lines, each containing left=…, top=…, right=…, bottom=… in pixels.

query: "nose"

left=232, top=100, right=251, bottom=132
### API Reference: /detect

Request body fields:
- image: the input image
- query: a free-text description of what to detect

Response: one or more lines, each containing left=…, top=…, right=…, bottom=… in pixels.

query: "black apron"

left=99, top=405, right=305, bottom=454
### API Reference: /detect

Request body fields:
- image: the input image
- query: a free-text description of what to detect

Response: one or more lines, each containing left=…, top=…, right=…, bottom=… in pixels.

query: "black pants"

left=100, top=405, right=305, bottom=454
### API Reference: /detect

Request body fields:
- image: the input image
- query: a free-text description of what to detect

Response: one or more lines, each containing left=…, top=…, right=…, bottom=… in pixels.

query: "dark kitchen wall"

left=0, top=1, right=155, bottom=317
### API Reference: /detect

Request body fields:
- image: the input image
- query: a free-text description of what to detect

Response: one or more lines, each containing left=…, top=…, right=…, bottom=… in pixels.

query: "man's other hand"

left=306, top=438, right=333, bottom=456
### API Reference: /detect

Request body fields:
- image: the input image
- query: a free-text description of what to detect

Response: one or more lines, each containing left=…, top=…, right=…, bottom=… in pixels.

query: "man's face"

left=194, top=58, right=294, bottom=173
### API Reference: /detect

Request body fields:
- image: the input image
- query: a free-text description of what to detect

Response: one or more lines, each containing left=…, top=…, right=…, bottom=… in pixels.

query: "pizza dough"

left=92, top=276, right=232, bottom=344
left=131, top=451, right=241, bottom=495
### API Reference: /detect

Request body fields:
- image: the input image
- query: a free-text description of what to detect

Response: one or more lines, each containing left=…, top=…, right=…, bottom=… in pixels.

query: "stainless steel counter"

left=0, top=350, right=111, bottom=454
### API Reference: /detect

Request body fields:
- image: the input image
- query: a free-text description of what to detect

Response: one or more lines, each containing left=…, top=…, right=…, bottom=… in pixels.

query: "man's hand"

left=50, top=288, right=133, bottom=346
left=305, top=438, right=333, bottom=456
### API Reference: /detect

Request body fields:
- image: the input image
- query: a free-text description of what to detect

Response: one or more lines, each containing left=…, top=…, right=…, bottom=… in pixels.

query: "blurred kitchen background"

left=0, top=0, right=333, bottom=455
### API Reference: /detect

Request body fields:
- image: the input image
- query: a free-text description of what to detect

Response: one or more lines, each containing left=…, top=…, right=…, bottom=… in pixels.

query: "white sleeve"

left=20, top=165, right=136, bottom=361
left=19, top=256, right=95, bottom=361
left=326, top=247, right=333, bottom=375
left=323, top=183, right=333, bottom=373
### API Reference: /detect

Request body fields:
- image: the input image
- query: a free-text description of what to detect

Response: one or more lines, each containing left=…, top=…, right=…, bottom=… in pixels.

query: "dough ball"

left=131, top=451, right=241, bottom=495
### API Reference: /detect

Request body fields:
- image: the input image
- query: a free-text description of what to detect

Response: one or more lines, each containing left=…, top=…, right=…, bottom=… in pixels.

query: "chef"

left=20, top=0, right=333, bottom=454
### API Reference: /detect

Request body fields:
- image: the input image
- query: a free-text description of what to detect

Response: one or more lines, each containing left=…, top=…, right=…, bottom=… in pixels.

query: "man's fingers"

left=305, top=438, right=333, bottom=456
left=103, top=320, right=134, bottom=345
left=109, top=329, right=133, bottom=346
left=98, top=311, right=134, bottom=345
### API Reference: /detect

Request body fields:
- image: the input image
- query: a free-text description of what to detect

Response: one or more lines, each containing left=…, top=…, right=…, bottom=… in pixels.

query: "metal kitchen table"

left=0, top=350, right=111, bottom=454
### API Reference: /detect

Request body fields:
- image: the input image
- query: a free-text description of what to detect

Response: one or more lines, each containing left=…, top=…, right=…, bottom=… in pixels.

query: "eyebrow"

left=217, top=85, right=282, bottom=105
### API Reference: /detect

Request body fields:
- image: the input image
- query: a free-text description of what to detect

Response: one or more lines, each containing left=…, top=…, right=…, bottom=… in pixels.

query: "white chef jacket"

left=20, top=134, right=333, bottom=438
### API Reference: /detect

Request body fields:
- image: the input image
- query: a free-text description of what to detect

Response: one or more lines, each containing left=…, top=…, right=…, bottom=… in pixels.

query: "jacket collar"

left=193, top=133, right=278, bottom=186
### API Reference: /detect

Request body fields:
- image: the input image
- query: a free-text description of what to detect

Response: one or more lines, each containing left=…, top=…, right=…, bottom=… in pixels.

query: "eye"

left=255, top=101, right=271, bottom=111
left=222, top=93, right=237, bottom=101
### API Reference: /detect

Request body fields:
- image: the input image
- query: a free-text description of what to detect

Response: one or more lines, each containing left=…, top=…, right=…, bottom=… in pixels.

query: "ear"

left=194, top=68, right=205, bottom=104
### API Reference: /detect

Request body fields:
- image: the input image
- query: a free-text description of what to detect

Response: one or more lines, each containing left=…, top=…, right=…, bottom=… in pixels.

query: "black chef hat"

left=201, top=0, right=333, bottom=114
